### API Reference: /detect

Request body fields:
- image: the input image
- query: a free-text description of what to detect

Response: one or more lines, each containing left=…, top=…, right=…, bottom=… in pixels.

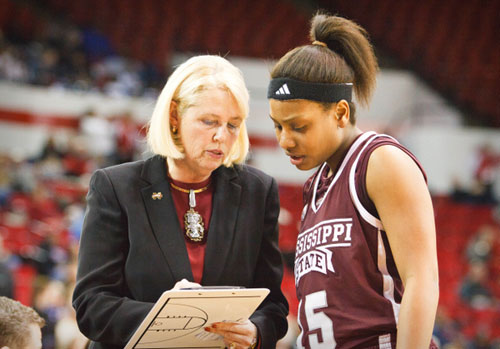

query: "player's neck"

left=326, top=127, right=362, bottom=177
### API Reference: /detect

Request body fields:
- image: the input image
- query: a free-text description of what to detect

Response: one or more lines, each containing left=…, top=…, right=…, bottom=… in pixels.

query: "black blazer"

left=72, top=156, right=288, bottom=348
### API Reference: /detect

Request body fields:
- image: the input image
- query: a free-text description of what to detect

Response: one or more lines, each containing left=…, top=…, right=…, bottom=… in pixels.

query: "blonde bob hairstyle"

left=147, top=55, right=250, bottom=166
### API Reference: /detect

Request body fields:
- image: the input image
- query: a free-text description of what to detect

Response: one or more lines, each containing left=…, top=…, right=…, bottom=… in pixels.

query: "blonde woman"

left=73, top=55, right=288, bottom=349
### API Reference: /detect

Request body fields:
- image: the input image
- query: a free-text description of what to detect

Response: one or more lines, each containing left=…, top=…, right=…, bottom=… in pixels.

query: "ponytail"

left=270, top=12, right=379, bottom=121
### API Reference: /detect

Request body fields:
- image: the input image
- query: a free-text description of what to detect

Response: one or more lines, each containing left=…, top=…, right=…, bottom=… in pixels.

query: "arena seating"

left=2, top=0, right=497, bottom=126
left=432, top=196, right=500, bottom=340
left=36, top=0, right=309, bottom=64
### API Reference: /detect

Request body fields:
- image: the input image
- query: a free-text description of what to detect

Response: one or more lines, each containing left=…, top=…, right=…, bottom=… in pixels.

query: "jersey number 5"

left=298, top=290, right=336, bottom=348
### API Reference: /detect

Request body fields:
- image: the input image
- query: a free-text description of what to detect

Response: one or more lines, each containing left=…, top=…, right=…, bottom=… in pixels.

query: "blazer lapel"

left=140, top=156, right=193, bottom=282
left=202, top=166, right=242, bottom=285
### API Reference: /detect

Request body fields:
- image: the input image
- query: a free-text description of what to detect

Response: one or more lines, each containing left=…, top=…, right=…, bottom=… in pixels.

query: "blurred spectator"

left=2, top=195, right=30, bottom=232
left=29, top=182, right=60, bottom=221
left=466, top=331, right=498, bottom=349
left=27, top=235, right=59, bottom=278
left=432, top=306, right=465, bottom=348
left=473, top=144, right=500, bottom=201
left=78, top=109, right=115, bottom=162
left=459, top=261, right=495, bottom=310
left=32, top=277, right=66, bottom=349
left=102, top=59, right=143, bottom=97
left=0, top=44, right=28, bottom=82
left=0, top=154, right=14, bottom=207
left=466, top=224, right=498, bottom=263
left=112, top=112, right=141, bottom=163
left=62, top=134, right=95, bottom=177
left=64, top=203, right=85, bottom=244
left=0, top=295, right=45, bottom=349
left=36, top=134, right=65, bottom=162
left=54, top=282, right=88, bottom=349
left=36, top=46, right=61, bottom=86
left=0, top=146, right=92, bottom=348
left=452, top=144, right=500, bottom=205
left=1, top=18, right=163, bottom=98
left=35, top=154, right=66, bottom=180
left=9, top=158, right=37, bottom=194
left=81, top=27, right=114, bottom=62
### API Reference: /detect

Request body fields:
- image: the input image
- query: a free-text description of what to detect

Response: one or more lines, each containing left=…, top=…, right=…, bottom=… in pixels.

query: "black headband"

left=267, top=77, right=353, bottom=103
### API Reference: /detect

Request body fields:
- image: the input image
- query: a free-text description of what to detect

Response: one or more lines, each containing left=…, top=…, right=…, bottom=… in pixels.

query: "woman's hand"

left=205, top=320, right=258, bottom=349
left=172, top=278, right=201, bottom=290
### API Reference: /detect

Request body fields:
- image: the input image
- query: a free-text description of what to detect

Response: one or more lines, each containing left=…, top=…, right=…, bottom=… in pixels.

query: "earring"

left=172, top=126, right=177, bottom=134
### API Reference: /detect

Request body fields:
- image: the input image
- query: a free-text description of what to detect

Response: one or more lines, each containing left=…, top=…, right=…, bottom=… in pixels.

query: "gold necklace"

left=170, top=182, right=209, bottom=242
left=170, top=182, right=209, bottom=194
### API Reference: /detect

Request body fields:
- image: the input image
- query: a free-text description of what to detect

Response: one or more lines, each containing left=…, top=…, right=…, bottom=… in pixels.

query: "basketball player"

left=267, top=13, right=439, bottom=348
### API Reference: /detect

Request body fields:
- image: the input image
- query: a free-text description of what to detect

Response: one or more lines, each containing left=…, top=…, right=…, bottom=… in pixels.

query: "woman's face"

left=269, top=99, right=341, bottom=171
left=173, top=88, right=243, bottom=180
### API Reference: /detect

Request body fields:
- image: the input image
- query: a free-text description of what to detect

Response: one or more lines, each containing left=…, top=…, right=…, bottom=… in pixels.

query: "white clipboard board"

left=125, top=287, right=270, bottom=349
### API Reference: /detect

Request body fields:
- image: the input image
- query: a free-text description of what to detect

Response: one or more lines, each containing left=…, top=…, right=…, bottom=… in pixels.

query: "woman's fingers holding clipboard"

left=172, top=278, right=201, bottom=290
left=205, top=320, right=258, bottom=348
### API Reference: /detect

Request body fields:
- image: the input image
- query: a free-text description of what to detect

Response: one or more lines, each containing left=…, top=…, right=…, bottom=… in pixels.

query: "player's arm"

left=366, top=145, right=439, bottom=349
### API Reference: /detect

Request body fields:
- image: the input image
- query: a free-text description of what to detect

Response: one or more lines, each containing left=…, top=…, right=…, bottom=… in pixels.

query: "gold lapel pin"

left=152, top=192, right=163, bottom=200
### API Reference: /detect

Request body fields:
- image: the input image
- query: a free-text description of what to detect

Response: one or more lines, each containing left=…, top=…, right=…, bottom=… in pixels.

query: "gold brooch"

left=152, top=192, right=163, bottom=200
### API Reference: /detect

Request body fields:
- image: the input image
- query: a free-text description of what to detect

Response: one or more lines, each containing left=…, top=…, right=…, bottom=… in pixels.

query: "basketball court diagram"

left=126, top=288, right=269, bottom=349
left=140, top=303, right=209, bottom=344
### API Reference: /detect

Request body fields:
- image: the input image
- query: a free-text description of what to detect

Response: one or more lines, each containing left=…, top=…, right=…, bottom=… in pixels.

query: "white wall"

left=0, top=121, right=49, bottom=160
left=404, top=126, right=500, bottom=195
left=0, top=81, right=154, bottom=122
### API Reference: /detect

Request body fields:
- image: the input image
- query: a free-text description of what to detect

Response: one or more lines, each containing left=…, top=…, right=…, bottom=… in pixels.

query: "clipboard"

left=125, top=287, right=270, bottom=349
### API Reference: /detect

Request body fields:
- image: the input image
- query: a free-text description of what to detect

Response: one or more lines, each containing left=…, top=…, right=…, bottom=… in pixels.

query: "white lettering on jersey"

left=295, top=218, right=353, bottom=284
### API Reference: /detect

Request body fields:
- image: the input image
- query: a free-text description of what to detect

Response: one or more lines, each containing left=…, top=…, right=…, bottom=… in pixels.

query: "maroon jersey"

left=295, top=132, right=426, bottom=349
